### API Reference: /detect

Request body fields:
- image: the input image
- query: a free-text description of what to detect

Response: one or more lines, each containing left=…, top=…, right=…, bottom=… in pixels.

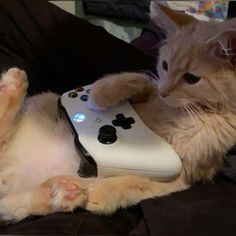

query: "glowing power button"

left=72, top=113, right=86, bottom=123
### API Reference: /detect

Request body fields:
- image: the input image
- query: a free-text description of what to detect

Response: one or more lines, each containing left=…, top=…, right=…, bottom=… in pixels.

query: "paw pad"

left=50, top=176, right=88, bottom=211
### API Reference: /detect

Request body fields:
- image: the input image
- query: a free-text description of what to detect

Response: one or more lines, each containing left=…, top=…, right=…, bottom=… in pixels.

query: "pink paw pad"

left=59, top=179, right=82, bottom=200
left=50, top=177, right=87, bottom=211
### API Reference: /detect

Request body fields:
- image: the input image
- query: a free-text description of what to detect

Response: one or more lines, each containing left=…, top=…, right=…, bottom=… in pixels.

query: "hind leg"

left=0, top=175, right=88, bottom=222
left=0, top=68, right=28, bottom=137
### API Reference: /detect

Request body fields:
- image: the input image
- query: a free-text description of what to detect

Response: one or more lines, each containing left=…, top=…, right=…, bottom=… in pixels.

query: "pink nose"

left=159, top=92, right=169, bottom=98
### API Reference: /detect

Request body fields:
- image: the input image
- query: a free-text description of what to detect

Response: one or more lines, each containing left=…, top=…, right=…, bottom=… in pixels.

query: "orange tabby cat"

left=0, top=3, right=236, bottom=221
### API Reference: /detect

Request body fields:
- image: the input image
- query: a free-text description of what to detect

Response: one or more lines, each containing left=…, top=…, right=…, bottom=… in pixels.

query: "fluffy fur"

left=1, top=3, right=236, bottom=221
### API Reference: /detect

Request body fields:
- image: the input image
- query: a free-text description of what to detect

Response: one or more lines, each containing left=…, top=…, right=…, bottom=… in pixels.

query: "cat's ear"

left=206, top=19, right=236, bottom=65
left=150, top=2, right=197, bottom=35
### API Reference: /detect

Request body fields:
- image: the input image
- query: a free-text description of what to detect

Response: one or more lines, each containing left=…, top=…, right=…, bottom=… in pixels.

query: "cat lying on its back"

left=1, top=3, right=236, bottom=221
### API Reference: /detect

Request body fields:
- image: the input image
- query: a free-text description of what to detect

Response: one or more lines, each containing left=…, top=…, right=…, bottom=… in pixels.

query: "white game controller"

left=58, top=84, right=182, bottom=181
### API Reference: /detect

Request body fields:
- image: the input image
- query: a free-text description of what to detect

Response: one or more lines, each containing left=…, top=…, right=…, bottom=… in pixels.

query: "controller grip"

left=58, top=99, right=97, bottom=177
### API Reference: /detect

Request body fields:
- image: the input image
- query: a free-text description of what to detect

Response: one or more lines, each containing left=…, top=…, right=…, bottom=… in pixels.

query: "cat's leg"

left=86, top=174, right=189, bottom=214
left=88, top=72, right=157, bottom=110
left=0, top=68, right=28, bottom=137
left=0, top=175, right=88, bottom=221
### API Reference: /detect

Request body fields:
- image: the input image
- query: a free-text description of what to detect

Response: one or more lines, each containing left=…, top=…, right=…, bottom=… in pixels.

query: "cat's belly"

left=0, top=118, right=81, bottom=195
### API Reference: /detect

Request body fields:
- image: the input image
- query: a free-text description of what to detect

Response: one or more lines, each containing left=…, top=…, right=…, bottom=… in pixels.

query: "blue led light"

left=72, top=113, right=86, bottom=123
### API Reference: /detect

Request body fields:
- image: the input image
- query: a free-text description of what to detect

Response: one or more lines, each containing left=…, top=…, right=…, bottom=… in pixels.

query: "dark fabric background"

left=0, top=0, right=154, bottom=95
left=82, top=0, right=151, bottom=22
left=0, top=0, right=236, bottom=235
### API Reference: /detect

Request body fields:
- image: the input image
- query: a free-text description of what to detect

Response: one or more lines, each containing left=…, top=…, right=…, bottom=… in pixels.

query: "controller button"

left=80, top=94, right=88, bottom=101
left=112, top=113, right=135, bottom=129
left=68, top=91, right=78, bottom=98
left=98, top=125, right=117, bottom=144
left=72, top=113, right=86, bottom=123
left=75, top=87, right=84, bottom=92
left=86, top=89, right=91, bottom=94
left=94, top=117, right=102, bottom=123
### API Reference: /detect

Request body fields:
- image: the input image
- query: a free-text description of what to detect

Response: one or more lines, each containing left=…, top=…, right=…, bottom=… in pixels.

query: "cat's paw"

left=85, top=179, right=122, bottom=215
left=87, top=78, right=115, bottom=111
left=86, top=190, right=117, bottom=215
left=88, top=75, right=127, bottom=111
left=88, top=73, right=157, bottom=111
left=48, top=176, right=88, bottom=211
left=0, top=68, right=28, bottom=97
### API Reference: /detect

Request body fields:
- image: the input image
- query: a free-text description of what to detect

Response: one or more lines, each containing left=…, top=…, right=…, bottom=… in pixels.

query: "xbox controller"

left=58, top=84, right=182, bottom=181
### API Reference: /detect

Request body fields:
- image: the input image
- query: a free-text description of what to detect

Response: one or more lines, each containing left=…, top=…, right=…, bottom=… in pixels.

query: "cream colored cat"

left=1, top=2, right=236, bottom=222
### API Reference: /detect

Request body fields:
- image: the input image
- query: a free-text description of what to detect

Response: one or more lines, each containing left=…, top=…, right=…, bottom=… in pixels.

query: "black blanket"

left=0, top=1, right=236, bottom=235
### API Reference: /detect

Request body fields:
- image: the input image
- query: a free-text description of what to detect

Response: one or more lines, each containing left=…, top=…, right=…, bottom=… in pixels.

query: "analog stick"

left=98, top=125, right=117, bottom=144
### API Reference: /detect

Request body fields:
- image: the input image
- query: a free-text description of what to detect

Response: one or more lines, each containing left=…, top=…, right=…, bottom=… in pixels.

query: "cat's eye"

left=162, top=60, right=168, bottom=71
left=183, top=73, right=201, bottom=84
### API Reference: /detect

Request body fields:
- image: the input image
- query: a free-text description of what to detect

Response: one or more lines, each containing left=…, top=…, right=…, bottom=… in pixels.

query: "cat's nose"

left=159, top=92, right=169, bottom=98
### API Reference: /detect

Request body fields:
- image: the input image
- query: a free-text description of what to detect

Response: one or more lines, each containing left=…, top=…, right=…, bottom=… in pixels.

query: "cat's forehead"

left=163, top=26, right=206, bottom=56
left=159, top=22, right=222, bottom=73
left=159, top=38, right=198, bottom=74
left=163, top=22, right=218, bottom=49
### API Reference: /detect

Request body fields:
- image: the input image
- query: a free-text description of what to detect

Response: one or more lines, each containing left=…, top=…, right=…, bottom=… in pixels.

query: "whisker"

left=178, top=98, right=201, bottom=125
left=183, top=105, right=195, bottom=122
left=186, top=104, right=201, bottom=125
left=192, top=98, right=218, bottom=112
left=190, top=102, right=212, bottom=124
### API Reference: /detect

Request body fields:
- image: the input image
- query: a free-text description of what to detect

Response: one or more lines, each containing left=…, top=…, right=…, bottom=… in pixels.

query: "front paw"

left=85, top=178, right=123, bottom=215
left=88, top=72, right=157, bottom=111
left=87, top=75, right=119, bottom=111
left=86, top=189, right=117, bottom=215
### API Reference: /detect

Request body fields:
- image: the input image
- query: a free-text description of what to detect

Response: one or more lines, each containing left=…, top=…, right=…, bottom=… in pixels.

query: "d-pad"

left=112, top=113, right=135, bottom=129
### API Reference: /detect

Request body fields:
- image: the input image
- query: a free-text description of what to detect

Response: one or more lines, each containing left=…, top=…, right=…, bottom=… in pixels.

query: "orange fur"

left=1, top=3, right=236, bottom=221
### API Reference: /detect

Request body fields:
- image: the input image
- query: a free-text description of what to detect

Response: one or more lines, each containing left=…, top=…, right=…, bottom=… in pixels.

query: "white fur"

left=1, top=93, right=80, bottom=195
left=0, top=191, right=35, bottom=221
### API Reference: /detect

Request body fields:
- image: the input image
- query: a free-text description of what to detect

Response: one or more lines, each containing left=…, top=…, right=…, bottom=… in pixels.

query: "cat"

left=1, top=2, right=236, bottom=222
